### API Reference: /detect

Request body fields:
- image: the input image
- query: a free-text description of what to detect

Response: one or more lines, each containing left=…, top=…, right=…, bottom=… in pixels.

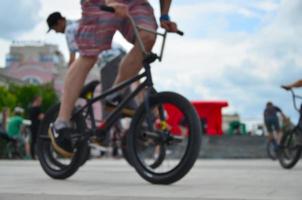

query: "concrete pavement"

left=0, top=159, right=301, bottom=200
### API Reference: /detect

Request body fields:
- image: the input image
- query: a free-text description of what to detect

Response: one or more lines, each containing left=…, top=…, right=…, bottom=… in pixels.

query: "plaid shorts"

left=76, top=0, right=158, bottom=56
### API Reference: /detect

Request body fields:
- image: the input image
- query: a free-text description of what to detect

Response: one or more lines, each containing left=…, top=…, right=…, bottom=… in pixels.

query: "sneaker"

left=48, top=123, right=74, bottom=158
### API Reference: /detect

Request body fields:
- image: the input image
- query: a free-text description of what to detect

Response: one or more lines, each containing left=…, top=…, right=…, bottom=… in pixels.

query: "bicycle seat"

left=79, top=80, right=100, bottom=100
left=143, top=53, right=158, bottom=65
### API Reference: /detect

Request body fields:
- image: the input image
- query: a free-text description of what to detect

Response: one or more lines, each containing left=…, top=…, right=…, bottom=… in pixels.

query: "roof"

left=192, top=101, right=229, bottom=108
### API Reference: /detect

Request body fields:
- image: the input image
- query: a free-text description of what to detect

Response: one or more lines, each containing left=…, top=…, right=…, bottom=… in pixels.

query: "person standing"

left=0, top=107, right=9, bottom=132
left=28, top=96, right=44, bottom=159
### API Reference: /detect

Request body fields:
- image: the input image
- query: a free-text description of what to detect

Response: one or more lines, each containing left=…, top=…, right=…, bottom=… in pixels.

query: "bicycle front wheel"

left=127, top=92, right=202, bottom=184
left=278, top=128, right=302, bottom=169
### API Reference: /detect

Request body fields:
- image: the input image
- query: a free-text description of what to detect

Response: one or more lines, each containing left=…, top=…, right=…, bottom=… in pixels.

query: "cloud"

left=151, top=0, right=301, bottom=122
left=0, top=0, right=42, bottom=39
left=169, top=0, right=280, bottom=37
left=0, top=0, right=300, bottom=124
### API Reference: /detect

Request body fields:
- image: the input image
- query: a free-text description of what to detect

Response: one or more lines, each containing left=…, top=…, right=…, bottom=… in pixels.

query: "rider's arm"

left=160, top=0, right=172, bottom=16
left=159, top=0, right=178, bottom=32
left=286, top=80, right=302, bottom=89
left=275, top=106, right=286, bottom=119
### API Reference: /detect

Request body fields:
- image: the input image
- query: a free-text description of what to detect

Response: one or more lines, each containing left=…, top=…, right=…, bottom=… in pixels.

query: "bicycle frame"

left=284, top=89, right=302, bottom=149
left=288, top=89, right=302, bottom=113
left=74, top=64, right=153, bottom=137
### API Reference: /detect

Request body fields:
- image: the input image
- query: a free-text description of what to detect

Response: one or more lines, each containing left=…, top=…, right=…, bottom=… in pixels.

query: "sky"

left=0, top=0, right=301, bottom=125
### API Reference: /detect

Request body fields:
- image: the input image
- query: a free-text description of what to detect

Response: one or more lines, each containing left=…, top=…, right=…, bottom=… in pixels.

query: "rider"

left=48, top=0, right=178, bottom=155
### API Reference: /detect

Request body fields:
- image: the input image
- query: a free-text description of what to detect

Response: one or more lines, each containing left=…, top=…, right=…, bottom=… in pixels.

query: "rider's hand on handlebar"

left=106, top=2, right=128, bottom=17
left=160, top=20, right=178, bottom=33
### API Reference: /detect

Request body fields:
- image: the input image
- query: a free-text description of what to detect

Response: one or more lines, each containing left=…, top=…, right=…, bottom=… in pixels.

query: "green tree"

left=0, top=86, right=17, bottom=111
left=4, top=83, right=58, bottom=115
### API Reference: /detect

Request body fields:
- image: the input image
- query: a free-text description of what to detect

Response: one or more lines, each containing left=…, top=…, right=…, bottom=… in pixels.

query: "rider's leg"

left=57, top=56, right=97, bottom=123
left=49, top=56, right=97, bottom=156
left=268, top=132, right=279, bottom=151
left=266, top=122, right=274, bottom=141
left=274, top=120, right=282, bottom=144
left=275, top=130, right=282, bottom=144
left=25, top=140, right=31, bottom=158
left=113, top=31, right=156, bottom=86
left=268, top=132, right=274, bottom=142
left=104, top=31, right=155, bottom=110
left=266, top=122, right=279, bottom=149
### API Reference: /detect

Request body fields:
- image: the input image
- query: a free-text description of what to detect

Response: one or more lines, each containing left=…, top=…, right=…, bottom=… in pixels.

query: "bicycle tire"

left=127, top=92, right=201, bottom=184
left=37, top=104, right=89, bottom=179
left=278, top=128, right=302, bottom=169
left=120, top=130, right=133, bottom=166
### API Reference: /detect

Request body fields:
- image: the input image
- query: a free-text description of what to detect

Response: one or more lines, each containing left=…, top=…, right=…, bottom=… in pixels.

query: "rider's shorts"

left=76, top=0, right=158, bottom=57
left=265, top=117, right=280, bottom=133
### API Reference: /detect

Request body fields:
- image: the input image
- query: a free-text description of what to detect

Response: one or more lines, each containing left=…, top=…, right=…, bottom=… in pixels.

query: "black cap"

left=46, top=12, right=64, bottom=33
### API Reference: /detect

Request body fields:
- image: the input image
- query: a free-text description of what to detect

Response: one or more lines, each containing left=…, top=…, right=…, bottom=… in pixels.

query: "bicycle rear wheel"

left=127, top=92, right=202, bottom=184
left=278, top=128, right=302, bottom=169
left=37, top=104, right=89, bottom=179
left=266, top=140, right=277, bottom=160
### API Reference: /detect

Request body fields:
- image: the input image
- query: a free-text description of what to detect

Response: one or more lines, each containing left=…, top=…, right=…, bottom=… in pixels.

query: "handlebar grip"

left=100, top=5, right=115, bottom=13
left=176, top=30, right=184, bottom=36
left=281, top=85, right=291, bottom=91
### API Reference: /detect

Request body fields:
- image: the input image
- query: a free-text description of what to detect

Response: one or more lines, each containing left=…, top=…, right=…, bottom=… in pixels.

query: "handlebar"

left=282, top=87, right=302, bottom=112
left=100, top=5, right=184, bottom=36
left=99, top=5, right=184, bottom=61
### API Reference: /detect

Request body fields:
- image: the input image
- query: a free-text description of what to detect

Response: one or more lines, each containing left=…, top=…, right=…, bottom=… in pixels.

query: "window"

left=5, top=54, right=20, bottom=66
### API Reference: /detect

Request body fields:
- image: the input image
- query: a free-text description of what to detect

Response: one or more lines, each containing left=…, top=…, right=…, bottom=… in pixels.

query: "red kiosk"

left=192, top=101, right=228, bottom=135
left=164, top=101, right=228, bottom=136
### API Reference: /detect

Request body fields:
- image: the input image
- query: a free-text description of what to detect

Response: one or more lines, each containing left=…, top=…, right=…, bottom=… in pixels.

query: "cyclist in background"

left=48, top=0, right=179, bottom=155
left=263, top=102, right=285, bottom=150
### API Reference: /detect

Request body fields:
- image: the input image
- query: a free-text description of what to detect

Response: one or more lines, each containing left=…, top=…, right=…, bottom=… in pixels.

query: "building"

left=3, top=41, right=99, bottom=95
left=223, top=113, right=247, bottom=135
left=0, top=68, right=26, bottom=87
left=4, top=41, right=66, bottom=92
left=222, top=113, right=241, bottom=132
